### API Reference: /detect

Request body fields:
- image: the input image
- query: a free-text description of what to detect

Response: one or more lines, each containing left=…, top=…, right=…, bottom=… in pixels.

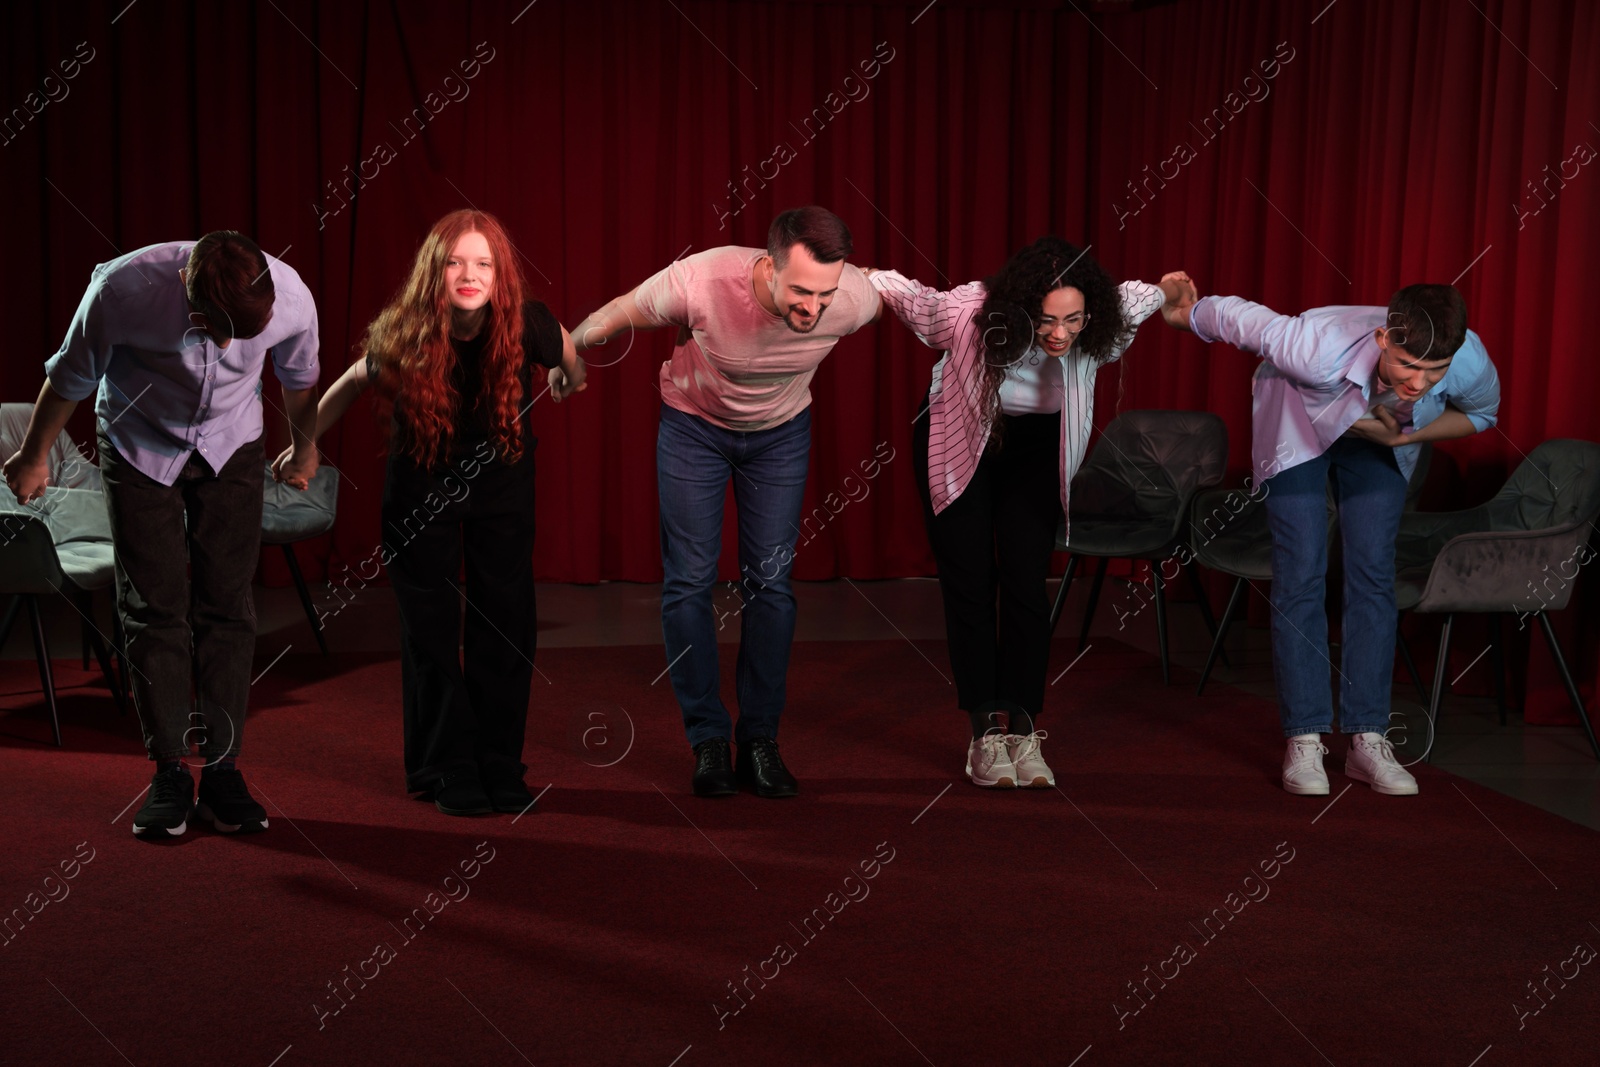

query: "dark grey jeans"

left=99, top=434, right=264, bottom=762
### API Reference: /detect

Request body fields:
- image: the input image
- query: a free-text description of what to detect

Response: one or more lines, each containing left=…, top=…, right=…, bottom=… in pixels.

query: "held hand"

left=1342, top=405, right=1409, bottom=448
left=1158, top=271, right=1198, bottom=330
left=270, top=445, right=293, bottom=480
left=548, top=359, right=588, bottom=403
left=2, top=451, right=51, bottom=505
left=274, top=445, right=319, bottom=491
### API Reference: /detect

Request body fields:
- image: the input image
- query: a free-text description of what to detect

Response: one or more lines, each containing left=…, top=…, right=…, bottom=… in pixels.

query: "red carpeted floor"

left=2, top=637, right=1598, bottom=1066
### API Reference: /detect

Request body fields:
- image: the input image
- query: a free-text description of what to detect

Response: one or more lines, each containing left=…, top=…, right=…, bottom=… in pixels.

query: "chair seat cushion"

left=1060, top=520, right=1178, bottom=559
left=56, top=540, right=116, bottom=590
left=1192, top=533, right=1274, bottom=581
left=262, top=466, right=339, bottom=544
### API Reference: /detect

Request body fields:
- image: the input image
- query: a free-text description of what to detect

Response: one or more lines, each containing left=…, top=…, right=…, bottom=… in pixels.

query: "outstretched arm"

left=570, top=287, right=662, bottom=356
left=547, top=323, right=588, bottom=402
left=275, top=383, right=322, bottom=491
left=271, top=358, right=369, bottom=483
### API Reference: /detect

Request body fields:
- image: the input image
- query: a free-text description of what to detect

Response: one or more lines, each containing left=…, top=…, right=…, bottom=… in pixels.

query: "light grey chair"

left=0, top=486, right=125, bottom=745
left=1395, top=439, right=1600, bottom=760
left=262, top=465, right=339, bottom=654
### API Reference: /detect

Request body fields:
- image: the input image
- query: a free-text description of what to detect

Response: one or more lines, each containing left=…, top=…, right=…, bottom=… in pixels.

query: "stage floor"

left=2, top=582, right=1599, bottom=1065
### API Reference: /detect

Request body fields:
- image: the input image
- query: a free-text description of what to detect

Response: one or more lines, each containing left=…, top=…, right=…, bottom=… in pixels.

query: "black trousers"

left=99, top=434, right=264, bottom=761
left=382, top=444, right=537, bottom=793
left=913, top=406, right=1061, bottom=721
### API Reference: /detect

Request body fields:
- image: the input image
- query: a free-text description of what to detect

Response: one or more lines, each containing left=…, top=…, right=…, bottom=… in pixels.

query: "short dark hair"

left=1386, top=284, right=1467, bottom=362
left=186, top=230, right=275, bottom=340
left=767, top=206, right=852, bottom=269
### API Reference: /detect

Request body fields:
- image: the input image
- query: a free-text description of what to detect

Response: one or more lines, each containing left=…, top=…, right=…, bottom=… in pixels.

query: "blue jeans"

left=657, top=403, right=812, bottom=747
left=1262, top=437, right=1409, bottom=737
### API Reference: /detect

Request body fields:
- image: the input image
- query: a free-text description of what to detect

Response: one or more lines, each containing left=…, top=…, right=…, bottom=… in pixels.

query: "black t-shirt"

left=379, top=300, right=563, bottom=463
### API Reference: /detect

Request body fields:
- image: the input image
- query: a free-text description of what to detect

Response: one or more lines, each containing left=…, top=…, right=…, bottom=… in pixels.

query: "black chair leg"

left=1487, top=613, right=1509, bottom=726
left=25, top=595, right=61, bottom=747
left=1426, top=613, right=1454, bottom=763
left=80, top=618, right=91, bottom=670
left=1078, top=558, right=1108, bottom=652
left=1196, top=576, right=1246, bottom=697
left=281, top=543, right=328, bottom=655
left=1182, top=561, right=1228, bottom=667
left=1535, top=612, right=1600, bottom=761
left=1395, top=614, right=1429, bottom=706
left=1049, top=554, right=1079, bottom=634
left=1153, top=565, right=1170, bottom=686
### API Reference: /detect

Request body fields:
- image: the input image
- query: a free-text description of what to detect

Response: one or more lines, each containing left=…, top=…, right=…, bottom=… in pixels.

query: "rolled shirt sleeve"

left=44, top=266, right=120, bottom=402
left=1444, top=332, right=1500, bottom=432
left=266, top=270, right=321, bottom=391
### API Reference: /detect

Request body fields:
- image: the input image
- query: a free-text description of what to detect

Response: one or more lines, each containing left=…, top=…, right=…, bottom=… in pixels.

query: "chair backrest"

left=0, top=402, right=100, bottom=490
left=1072, top=410, right=1229, bottom=521
left=1484, top=439, right=1600, bottom=531
left=0, top=510, right=67, bottom=595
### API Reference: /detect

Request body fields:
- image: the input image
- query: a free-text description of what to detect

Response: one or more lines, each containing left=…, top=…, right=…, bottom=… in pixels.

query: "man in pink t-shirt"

left=572, top=206, right=881, bottom=798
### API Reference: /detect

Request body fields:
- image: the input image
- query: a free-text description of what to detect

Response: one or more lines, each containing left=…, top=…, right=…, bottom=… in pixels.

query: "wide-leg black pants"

left=382, top=445, right=537, bottom=793
left=913, top=406, right=1061, bottom=722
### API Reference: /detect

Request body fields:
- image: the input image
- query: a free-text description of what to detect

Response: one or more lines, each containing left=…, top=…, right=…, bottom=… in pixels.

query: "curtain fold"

left=2, top=0, right=1594, bottom=703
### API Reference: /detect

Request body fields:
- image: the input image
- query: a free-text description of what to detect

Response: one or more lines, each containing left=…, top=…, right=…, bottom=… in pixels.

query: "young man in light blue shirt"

left=3, top=232, right=321, bottom=837
left=1166, top=283, right=1500, bottom=796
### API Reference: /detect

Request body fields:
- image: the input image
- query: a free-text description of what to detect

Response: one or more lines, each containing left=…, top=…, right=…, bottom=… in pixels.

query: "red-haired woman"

left=279, top=209, right=586, bottom=816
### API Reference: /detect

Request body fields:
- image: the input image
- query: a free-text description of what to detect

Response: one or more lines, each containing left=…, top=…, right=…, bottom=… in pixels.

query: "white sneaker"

left=1346, top=733, right=1419, bottom=795
left=965, top=732, right=1017, bottom=788
left=1008, top=731, right=1054, bottom=787
left=1282, top=735, right=1330, bottom=795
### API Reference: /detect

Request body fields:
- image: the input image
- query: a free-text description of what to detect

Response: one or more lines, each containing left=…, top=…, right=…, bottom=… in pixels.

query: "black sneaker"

left=197, top=767, right=269, bottom=833
left=691, top=738, right=738, bottom=798
left=484, top=773, right=536, bottom=815
left=133, top=767, right=194, bottom=838
left=434, top=770, right=494, bottom=816
left=736, top=737, right=799, bottom=798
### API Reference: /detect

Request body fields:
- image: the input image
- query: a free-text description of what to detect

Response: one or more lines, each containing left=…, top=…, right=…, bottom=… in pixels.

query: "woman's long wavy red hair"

left=364, top=210, right=528, bottom=469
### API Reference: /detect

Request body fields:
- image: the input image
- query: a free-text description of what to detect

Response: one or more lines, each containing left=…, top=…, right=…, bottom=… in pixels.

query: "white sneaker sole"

left=1017, top=773, right=1055, bottom=788
left=1282, top=776, right=1330, bottom=796
left=965, top=760, right=1016, bottom=788
left=196, top=802, right=270, bottom=833
left=1346, top=767, right=1418, bottom=796
left=132, top=809, right=190, bottom=837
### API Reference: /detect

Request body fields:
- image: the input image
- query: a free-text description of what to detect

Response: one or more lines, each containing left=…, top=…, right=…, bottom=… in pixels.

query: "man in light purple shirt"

left=2, top=233, right=321, bottom=838
left=1166, top=282, right=1500, bottom=797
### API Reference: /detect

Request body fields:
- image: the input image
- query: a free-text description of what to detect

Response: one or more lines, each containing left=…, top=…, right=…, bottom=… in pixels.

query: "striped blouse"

left=871, top=270, right=1166, bottom=534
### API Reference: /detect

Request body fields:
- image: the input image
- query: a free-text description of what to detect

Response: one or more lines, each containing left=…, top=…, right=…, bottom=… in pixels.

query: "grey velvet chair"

left=0, top=487, right=126, bottom=745
left=0, top=405, right=125, bottom=744
left=1048, top=410, right=1229, bottom=685
left=262, top=465, right=339, bottom=654
left=1395, top=439, right=1600, bottom=760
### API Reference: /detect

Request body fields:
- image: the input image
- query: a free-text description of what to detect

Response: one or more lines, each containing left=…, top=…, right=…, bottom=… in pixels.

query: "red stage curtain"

left=2, top=0, right=1595, bottom=702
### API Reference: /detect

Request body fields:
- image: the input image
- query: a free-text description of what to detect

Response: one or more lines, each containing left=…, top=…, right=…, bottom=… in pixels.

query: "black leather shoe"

left=692, top=738, right=738, bottom=797
left=434, top=770, right=494, bottom=816
left=484, top=773, right=536, bottom=815
left=736, top=737, right=799, bottom=798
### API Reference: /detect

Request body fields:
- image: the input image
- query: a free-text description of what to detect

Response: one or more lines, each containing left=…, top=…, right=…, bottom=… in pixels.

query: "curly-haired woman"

left=867, top=239, right=1192, bottom=788
left=277, top=209, right=586, bottom=815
